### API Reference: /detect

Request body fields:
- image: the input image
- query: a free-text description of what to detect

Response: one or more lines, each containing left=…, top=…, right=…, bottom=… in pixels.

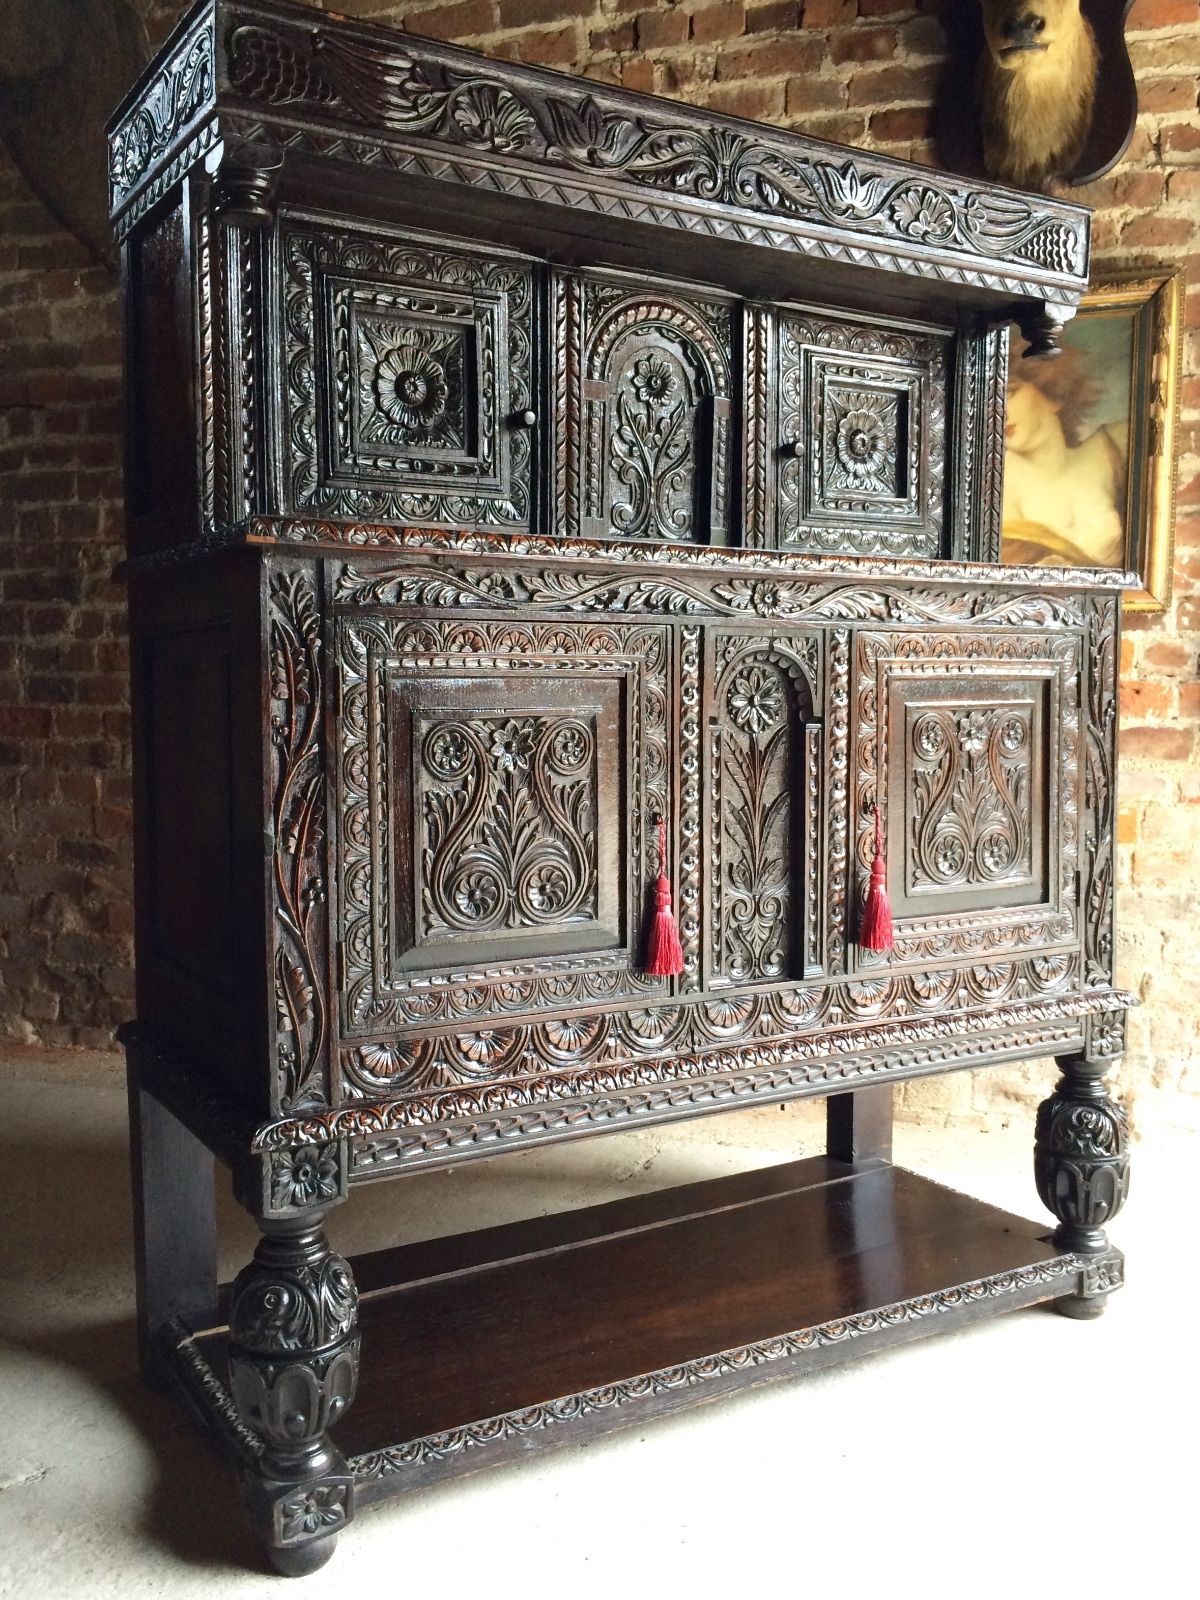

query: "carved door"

left=331, top=588, right=674, bottom=1100
left=277, top=216, right=537, bottom=530
left=552, top=269, right=736, bottom=545
left=853, top=626, right=1082, bottom=976
left=751, top=307, right=949, bottom=557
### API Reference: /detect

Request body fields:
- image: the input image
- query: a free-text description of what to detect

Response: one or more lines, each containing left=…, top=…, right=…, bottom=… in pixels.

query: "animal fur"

left=977, top=1, right=1099, bottom=189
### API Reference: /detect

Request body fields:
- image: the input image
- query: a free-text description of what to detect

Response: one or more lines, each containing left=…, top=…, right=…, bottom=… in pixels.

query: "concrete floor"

left=0, top=1069, right=1194, bottom=1600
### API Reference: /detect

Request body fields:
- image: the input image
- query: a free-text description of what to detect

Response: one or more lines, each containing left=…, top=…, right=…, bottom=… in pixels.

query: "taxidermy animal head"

left=977, top=1, right=1099, bottom=189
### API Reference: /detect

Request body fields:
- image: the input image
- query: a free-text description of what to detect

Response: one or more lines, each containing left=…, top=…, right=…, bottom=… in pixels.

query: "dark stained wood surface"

left=202, top=1162, right=1067, bottom=1460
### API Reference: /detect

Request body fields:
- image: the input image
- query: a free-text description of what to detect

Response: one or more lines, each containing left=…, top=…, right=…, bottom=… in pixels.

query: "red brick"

left=705, top=80, right=786, bottom=119
left=800, top=0, right=854, bottom=22
left=846, top=61, right=940, bottom=106
left=1127, top=0, right=1200, bottom=27
left=745, top=0, right=798, bottom=32
left=407, top=0, right=497, bottom=41
left=1120, top=726, right=1196, bottom=762
left=691, top=1, right=746, bottom=41
left=1119, top=213, right=1198, bottom=248
left=636, top=8, right=691, bottom=48
left=868, top=105, right=934, bottom=143
left=590, top=22, right=635, bottom=51
left=1120, top=680, right=1175, bottom=718
left=831, top=27, right=897, bottom=63
left=716, top=36, right=823, bottom=78
left=784, top=74, right=848, bottom=114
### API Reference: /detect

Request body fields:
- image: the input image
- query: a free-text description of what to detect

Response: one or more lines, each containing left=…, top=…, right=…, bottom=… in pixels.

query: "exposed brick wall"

left=1, top=0, right=1197, bottom=1128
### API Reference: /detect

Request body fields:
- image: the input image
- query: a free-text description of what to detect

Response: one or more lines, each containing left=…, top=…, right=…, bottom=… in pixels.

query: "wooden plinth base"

left=165, top=1158, right=1108, bottom=1513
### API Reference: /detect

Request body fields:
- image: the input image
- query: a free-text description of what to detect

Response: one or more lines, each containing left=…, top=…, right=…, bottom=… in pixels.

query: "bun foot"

left=1054, top=1292, right=1107, bottom=1322
left=267, top=1534, right=338, bottom=1578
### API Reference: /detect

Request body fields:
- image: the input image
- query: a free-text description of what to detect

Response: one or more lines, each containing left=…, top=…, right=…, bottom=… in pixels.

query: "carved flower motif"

left=980, top=833, right=1013, bottom=875
left=280, top=1485, right=346, bottom=1540
left=957, top=712, right=989, bottom=754
left=490, top=720, right=535, bottom=772
left=454, top=870, right=502, bottom=920
left=1000, top=716, right=1028, bottom=752
left=527, top=862, right=569, bottom=913
left=890, top=186, right=955, bottom=243
left=451, top=85, right=537, bottom=152
left=631, top=354, right=679, bottom=407
left=271, top=1144, right=341, bottom=1210
left=425, top=726, right=470, bottom=776
left=729, top=665, right=784, bottom=734
left=933, top=834, right=967, bottom=878
left=550, top=723, right=589, bottom=770
left=835, top=407, right=889, bottom=483
left=373, top=343, right=448, bottom=433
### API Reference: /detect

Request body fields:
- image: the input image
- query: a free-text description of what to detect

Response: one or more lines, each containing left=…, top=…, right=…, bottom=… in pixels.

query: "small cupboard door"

left=853, top=626, right=1082, bottom=973
left=277, top=215, right=536, bottom=530
left=551, top=268, right=737, bottom=545
left=331, top=599, right=673, bottom=1098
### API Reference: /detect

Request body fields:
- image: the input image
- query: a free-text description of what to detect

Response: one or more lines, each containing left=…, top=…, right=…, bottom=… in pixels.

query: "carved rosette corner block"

left=227, top=1219, right=359, bottom=1561
left=237, top=1141, right=350, bottom=1222
left=1035, top=1056, right=1130, bottom=1295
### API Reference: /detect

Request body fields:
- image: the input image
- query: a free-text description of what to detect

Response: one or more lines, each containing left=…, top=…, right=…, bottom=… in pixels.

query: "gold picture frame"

left=1001, top=268, right=1185, bottom=613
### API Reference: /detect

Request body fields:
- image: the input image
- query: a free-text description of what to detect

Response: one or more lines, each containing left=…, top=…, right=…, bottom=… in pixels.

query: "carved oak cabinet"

left=110, top=0, right=1133, bottom=1575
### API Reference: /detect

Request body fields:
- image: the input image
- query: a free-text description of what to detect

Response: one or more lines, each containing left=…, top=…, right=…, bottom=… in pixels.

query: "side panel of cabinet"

left=853, top=627, right=1082, bottom=976
left=329, top=594, right=674, bottom=1101
left=551, top=268, right=737, bottom=545
left=275, top=214, right=537, bottom=530
left=750, top=307, right=949, bottom=557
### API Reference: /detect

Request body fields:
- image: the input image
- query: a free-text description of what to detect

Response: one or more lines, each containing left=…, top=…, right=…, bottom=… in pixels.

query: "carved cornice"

left=108, top=10, right=216, bottom=220
left=109, top=0, right=1089, bottom=307
left=351, top=1254, right=1085, bottom=1485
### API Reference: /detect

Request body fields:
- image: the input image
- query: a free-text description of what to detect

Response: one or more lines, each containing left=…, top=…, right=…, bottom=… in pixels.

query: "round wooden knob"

left=512, top=409, right=537, bottom=427
left=787, top=440, right=804, bottom=458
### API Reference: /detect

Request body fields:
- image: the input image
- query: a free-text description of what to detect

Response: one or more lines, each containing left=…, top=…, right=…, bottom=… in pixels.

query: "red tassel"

left=644, top=817, right=684, bottom=977
left=859, top=805, right=894, bottom=953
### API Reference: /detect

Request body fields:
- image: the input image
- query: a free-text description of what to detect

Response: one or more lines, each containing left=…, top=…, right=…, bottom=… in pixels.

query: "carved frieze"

left=193, top=5, right=1091, bottom=300
left=278, top=220, right=535, bottom=528
left=109, top=17, right=215, bottom=210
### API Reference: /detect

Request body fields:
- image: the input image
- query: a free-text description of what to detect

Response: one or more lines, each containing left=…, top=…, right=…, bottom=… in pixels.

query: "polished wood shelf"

left=183, top=1159, right=1087, bottom=1507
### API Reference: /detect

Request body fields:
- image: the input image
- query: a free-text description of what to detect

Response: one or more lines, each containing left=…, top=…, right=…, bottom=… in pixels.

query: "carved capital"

left=1016, top=303, right=1075, bottom=362
left=209, top=145, right=283, bottom=226
left=1035, top=1059, right=1130, bottom=1254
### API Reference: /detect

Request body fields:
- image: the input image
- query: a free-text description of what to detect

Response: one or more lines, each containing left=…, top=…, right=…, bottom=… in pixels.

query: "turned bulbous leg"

left=1035, top=1055, right=1129, bottom=1319
left=227, top=1212, right=359, bottom=1574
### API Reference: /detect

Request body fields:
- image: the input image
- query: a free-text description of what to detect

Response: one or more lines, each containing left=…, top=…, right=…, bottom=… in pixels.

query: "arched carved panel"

left=705, top=632, right=820, bottom=988
left=555, top=272, right=735, bottom=545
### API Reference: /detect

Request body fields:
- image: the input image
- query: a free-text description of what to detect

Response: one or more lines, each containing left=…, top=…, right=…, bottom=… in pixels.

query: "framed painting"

left=1001, top=269, right=1184, bottom=612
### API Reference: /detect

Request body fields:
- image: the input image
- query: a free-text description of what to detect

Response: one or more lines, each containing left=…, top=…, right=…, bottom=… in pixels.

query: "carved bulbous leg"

left=227, top=1214, right=359, bottom=1575
left=1035, top=1055, right=1130, bottom=1320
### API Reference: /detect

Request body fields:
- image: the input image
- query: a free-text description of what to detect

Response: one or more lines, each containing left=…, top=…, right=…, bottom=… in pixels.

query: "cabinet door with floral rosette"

left=853, top=628, right=1083, bottom=990
left=330, top=589, right=679, bottom=1102
left=552, top=268, right=736, bottom=545
left=756, top=307, right=950, bottom=557
left=277, top=216, right=537, bottom=531
left=702, top=627, right=825, bottom=990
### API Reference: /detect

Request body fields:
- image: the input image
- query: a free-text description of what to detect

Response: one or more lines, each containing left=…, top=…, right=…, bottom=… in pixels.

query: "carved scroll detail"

left=269, top=570, right=328, bottom=1112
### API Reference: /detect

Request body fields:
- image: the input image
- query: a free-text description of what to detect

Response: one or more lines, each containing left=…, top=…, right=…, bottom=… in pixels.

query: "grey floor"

left=0, top=1071, right=1193, bottom=1599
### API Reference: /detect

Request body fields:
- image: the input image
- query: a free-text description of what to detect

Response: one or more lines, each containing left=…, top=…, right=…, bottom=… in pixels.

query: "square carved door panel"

left=278, top=216, right=536, bottom=528
left=755, top=308, right=948, bottom=557
left=551, top=268, right=737, bottom=545
left=332, top=604, right=672, bottom=1097
left=854, top=629, right=1082, bottom=970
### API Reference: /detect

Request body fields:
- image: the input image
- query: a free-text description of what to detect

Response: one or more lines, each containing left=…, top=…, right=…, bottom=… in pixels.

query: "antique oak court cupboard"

left=110, top=0, right=1133, bottom=1575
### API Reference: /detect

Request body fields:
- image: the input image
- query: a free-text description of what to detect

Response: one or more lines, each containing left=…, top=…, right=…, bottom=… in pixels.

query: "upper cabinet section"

left=277, top=217, right=536, bottom=530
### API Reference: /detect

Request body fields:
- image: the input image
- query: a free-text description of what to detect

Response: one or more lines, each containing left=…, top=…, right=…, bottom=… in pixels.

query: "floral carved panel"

left=279, top=218, right=535, bottom=528
left=555, top=271, right=735, bottom=545
left=853, top=629, right=1080, bottom=968
left=770, top=311, right=946, bottom=557
left=333, top=614, right=675, bottom=1082
left=705, top=631, right=821, bottom=987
